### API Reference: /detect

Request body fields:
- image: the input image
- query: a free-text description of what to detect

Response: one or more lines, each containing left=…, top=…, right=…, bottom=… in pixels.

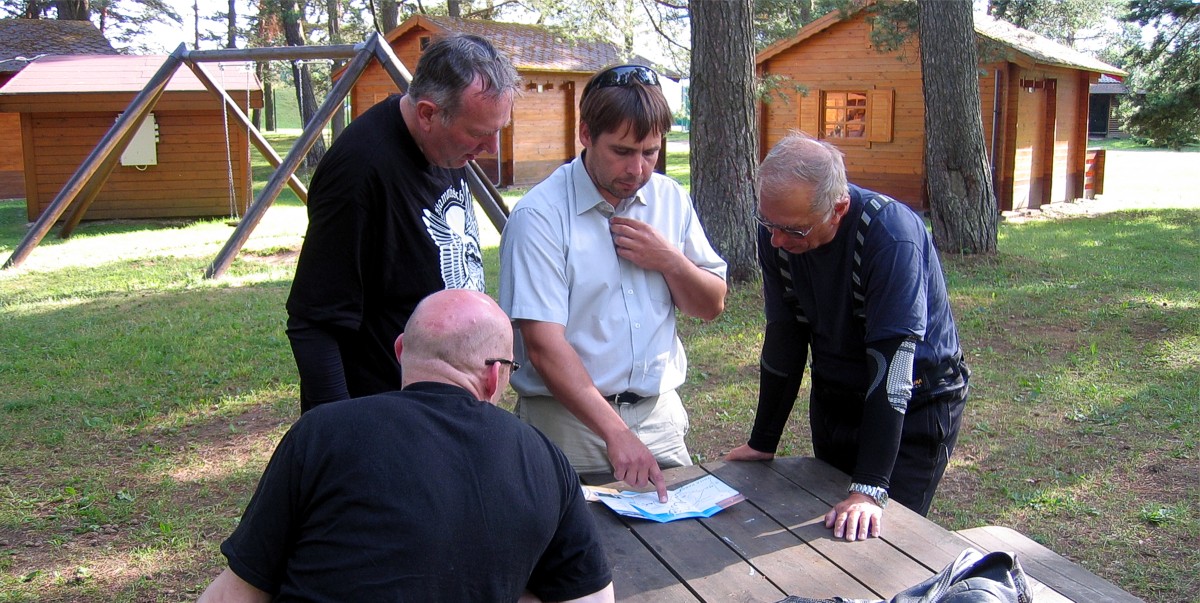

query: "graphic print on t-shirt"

left=422, top=178, right=485, bottom=291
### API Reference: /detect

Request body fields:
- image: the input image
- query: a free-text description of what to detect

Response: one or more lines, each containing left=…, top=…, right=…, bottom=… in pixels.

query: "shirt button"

left=627, top=289, right=634, bottom=295
left=634, top=323, right=641, bottom=329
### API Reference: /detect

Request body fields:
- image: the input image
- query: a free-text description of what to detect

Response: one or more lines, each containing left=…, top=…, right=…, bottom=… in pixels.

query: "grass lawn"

left=0, top=138, right=1197, bottom=602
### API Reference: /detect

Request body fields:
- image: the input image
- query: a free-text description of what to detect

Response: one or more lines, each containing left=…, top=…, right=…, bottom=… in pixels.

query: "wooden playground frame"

left=2, top=32, right=510, bottom=279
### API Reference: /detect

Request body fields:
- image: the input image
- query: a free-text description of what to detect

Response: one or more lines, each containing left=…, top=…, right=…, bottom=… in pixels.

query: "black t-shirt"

left=286, top=95, right=486, bottom=393
left=221, top=383, right=612, bottom=602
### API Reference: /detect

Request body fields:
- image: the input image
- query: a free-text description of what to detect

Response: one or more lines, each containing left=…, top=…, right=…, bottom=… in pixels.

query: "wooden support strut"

left=186, top=61, right=309, bottom=205
left=203, top=38, right=377, bottom=279
left=2, top=45, right=186, bottom=269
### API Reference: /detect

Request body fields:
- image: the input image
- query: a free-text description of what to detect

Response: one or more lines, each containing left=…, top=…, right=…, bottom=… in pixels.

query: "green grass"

left=1088, top=136, right=1200, bottom=152
left=0, top=138, right=1197, bottom=601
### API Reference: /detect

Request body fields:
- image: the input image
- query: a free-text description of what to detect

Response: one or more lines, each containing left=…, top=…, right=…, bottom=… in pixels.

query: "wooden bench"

left=956, top=525, right=1143, bottom=603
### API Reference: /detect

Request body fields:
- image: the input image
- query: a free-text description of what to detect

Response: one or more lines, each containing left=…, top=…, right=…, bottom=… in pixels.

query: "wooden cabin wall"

left=348, top=28, right=584, bottom=188
left=24, top=109, right=252, bottom=221
left=511, top=75, right=579, bottom=186
left=0, top=112, right=23, bottom=199
left=759, top=14, right=927, bottom=209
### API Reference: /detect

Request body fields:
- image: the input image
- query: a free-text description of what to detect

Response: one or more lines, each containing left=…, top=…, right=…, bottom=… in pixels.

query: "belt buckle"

left=607, top=391, right=643, bottom=405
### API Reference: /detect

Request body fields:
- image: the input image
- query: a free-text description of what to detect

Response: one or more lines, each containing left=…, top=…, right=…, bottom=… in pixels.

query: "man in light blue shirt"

left=500, top=65, right=727, bottom=501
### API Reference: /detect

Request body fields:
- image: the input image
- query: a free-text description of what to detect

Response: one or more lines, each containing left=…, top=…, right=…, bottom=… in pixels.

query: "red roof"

left=0, top=54, right=262, bottom=95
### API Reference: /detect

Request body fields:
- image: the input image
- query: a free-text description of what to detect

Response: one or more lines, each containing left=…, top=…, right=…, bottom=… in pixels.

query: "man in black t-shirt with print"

left=286, top=34, right=520, bottom=413
left=199, top=290, right=614, bottom=603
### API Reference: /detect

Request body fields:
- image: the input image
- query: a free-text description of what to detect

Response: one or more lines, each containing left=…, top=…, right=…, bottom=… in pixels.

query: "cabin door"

left=1012, top=79, right=1057, bottom=210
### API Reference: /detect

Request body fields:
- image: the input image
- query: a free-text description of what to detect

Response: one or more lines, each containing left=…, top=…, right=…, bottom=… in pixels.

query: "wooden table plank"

left=696, top=464, right=877, bottom=600
left=957, top=526, right=1144, bottom=603
left=767, top=457, right=976, bottom=569
left=586, top=504, right=699, bottom=602
left=765, top=458, right=1079, bottom=603
left=707, top=460, right=931, bottom=597
left=608, top=465, right=787, bottom=602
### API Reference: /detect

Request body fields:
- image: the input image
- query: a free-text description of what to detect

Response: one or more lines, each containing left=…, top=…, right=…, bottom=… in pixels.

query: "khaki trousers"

left=516, top=390, right=692, bottom=475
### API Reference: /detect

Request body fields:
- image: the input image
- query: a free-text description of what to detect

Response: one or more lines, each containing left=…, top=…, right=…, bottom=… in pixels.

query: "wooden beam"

left=370, top=33, right=412, bottom=94
left=467, top=161, right=510, bottom=232
left=3, top=45, right=186, bottom=270
left=186, top=61, right=309, bottom=204
left=204, top=36, right=378, bottom=279
left=184, top=44, right=362, bottom=63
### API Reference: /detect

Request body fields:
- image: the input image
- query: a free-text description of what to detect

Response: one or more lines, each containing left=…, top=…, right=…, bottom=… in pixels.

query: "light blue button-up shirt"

left=499, top=156, right=727, bottom=398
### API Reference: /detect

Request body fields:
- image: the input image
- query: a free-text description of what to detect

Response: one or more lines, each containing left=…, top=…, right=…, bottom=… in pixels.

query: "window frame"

left=821, top=90, right=870, bottom=142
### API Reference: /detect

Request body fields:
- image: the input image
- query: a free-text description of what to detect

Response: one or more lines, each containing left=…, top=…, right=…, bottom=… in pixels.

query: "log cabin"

left=0, top=19, right=118, bottom=200
left=757, top=3, right=1126, bottom=211
left=339, top=14, right=662, bottom=187
left=0, top=54, right=263, bottom=221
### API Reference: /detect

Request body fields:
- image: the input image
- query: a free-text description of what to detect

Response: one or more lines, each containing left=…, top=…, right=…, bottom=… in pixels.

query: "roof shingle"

left=401, top=15, right=661, bottom=74
left=0, top=18, right=117, bottom=73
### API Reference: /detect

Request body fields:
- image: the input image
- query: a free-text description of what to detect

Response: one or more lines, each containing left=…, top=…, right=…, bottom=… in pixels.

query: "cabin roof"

left=0, top=54, right=262, bottom=95
left=0, top=18, right=118, bottom=73
left=391, top=15, right=667, bottom=75
left=757, top=1, right=1126, bottom=78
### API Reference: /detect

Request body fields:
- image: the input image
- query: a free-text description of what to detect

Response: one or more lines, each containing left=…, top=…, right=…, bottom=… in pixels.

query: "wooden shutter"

left=867, top=88, right=894, bottom=143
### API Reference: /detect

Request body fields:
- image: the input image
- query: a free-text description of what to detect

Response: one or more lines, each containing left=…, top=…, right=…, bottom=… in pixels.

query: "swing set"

left=1, top=32, right=510, bottom=279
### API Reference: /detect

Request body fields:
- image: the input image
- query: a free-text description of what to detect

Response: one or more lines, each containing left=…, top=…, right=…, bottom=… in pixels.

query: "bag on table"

left=777, top=548, right=1032, bottom=603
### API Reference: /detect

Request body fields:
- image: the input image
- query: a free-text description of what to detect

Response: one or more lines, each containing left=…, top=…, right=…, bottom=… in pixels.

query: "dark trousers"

left=809, top=380, right=967, bottom=516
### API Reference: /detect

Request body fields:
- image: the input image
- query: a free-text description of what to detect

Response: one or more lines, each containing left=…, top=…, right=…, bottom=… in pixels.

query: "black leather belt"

left=604, top=391, right=646, bottom=405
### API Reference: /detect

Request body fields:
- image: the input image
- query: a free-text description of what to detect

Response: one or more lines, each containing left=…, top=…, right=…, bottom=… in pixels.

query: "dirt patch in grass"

left=1, top=404, right=291, bottom=602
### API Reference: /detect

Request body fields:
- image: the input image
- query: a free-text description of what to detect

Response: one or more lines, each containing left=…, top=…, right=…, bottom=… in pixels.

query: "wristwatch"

left=849, top=482, right=889, bottom=508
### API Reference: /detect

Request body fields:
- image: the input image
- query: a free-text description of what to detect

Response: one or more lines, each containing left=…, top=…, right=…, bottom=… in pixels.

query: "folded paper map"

left=583, top=474, right=745, bottom=523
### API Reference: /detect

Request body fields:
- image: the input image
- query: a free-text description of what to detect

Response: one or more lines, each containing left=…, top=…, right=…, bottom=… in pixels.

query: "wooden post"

left=204, top=39, right=377, bottom=279
left=187, top=61, right=309, bottom=204
left=3, top=45, right=186, bottom=270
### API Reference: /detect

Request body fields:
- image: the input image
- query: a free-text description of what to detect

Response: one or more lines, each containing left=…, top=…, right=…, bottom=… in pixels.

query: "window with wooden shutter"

left=822, top=91, right=869, bottom=139
left=867, top=88, right=894, bottom=143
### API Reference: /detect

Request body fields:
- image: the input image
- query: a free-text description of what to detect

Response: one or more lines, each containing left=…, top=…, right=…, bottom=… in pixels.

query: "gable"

left=757, top=2, right=1125, bottom=78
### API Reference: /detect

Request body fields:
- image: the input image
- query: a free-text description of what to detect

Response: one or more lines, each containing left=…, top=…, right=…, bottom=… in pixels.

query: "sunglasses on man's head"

left=582, top=65, right=660, bottom=99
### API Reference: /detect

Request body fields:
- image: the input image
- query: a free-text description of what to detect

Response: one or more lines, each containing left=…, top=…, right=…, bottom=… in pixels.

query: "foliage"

left=515, top=0, right=691, bottom=73
left=986, top=0, right=1124, bottom=46
left=863, top=0, right=918, bottom=55
left=752, top=0, right=866, bottom=49
left=1121, top=0, right=1200, bottom=150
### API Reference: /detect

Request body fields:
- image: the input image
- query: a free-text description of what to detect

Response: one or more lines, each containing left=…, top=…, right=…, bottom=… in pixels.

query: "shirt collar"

left=570, top=153, right=648, bottom=217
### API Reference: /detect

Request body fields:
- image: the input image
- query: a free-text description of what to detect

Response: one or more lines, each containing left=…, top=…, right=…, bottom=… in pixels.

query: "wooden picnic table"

left=582, top=457, right=1142, bottom=603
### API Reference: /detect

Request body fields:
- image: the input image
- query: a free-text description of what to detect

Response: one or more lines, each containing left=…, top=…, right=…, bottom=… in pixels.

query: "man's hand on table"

left=825, top=492, right=883, bottom=541
left=605, top=429, right=668, bottom=502
left=724, top=444, right=775, bottom=462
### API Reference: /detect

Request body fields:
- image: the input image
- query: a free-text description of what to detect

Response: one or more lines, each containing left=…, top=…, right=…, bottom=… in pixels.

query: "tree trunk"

left=918, top=0, right=997, bottom=254
left=379, top=0, right=398, bottom=32
left=279, top=0, right=326, bottom=170
left=690, top=0, right=759, bottom=283
left=227, top=0, right=237, bottom=48
left=327, top=0, right=346, bottom=142
left=56, top=0, right=88, bottom=20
